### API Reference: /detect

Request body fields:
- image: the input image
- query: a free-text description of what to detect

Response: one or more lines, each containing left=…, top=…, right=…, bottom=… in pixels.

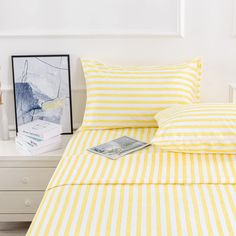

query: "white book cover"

left=18, top=120, right=62, bottom=140
left=16, top=137, right=62, bottom=155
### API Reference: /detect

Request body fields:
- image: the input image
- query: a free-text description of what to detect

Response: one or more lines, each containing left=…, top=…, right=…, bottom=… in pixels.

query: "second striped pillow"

left=151, top=104, right=236, bottom=153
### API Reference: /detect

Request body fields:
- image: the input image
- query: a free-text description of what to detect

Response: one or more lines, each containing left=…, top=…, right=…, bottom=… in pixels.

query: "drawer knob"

left=22, top=177, right=29, bottom=184
left=25, top=199, right=32, bottom=207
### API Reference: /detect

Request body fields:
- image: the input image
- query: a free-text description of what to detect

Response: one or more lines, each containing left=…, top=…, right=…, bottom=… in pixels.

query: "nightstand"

left=0, top=133, right=72, bottom=222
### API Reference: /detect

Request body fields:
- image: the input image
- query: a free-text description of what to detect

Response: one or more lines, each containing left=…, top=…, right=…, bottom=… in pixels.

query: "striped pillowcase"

left=151, top=104, right=236, bottom=153
left=81, top=58, right=202, bottom=129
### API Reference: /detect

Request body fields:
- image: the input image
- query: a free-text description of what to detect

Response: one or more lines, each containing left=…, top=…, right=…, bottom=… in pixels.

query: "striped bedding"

left=152, top=104, right=236, bottom=153
left=27, top=128, right=236, bottom=236
left=81, top=59, right=201, bottom=129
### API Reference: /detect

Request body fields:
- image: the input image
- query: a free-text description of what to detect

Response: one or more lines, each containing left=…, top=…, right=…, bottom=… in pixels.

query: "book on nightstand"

left=18, top=119, right=62, bottom=140
left=16, top=120, right=62, bottom=155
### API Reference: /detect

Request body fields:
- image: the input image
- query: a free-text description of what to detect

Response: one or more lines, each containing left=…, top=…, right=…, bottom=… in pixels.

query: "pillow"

left=81, top=58, right=202, bottom=129
left=151, top=104, right=236, bottom=153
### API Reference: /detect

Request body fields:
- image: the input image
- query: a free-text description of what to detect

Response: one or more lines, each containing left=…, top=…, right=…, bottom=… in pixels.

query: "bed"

left=27, top=127, right=236, bottom=236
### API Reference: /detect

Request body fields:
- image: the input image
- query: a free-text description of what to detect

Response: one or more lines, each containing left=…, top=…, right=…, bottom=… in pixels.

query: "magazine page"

left=88, top=136, right=150, bottom=160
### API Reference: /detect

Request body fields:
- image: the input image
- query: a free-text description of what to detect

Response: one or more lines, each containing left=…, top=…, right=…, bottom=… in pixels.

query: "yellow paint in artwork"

left=42, top=98, right=64, bottom=111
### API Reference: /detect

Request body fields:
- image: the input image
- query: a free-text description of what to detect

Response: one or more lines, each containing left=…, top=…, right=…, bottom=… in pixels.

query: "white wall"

left=0, top=0, right=236, bottom=129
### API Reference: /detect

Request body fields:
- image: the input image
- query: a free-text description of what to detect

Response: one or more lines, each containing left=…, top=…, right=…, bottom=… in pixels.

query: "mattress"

left=27, top=128, right=236, bottom=236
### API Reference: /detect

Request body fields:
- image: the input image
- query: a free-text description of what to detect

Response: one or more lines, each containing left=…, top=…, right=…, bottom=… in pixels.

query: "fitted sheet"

left=27, top=128, right=236, bottom=236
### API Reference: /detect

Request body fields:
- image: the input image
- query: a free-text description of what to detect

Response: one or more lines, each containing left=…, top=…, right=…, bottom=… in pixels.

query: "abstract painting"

left=12, top=55, right=73, bottom=134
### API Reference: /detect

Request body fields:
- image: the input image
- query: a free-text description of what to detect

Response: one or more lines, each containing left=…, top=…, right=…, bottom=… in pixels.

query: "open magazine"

left=87, top=136, right=150, bottom=160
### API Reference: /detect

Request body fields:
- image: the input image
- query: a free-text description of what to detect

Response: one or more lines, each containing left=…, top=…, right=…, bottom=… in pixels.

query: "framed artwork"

left=12, top=55, right=73, bottom=134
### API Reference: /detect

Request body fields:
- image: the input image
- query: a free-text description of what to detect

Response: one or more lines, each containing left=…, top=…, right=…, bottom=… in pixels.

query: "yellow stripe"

left=164, top=187, right=172, bottom=236
left=155, top=187, right=162, bottom=235
left=212, top=154, right=221, bottom=182
left=163, top=124, right=236, bottom=129
left=53, top=187, right=74, bottom=235
left=87, top=100, right=188, bottom=104
left=88, top=93, right=193, bottom=99
left=156, top=141, right=236, bottom=147
left=165, top=152, right=171, bottom=182
left=136, top=186, right=142, bottom=235
left=74, top=185, right=92, bottom=235
left=160, top=118, right=236, bottom=124
left=87, top=86, right=196, bottom=94
left=126, top=186, right=134, bottom=236
left=27, top=190, right=52, bottom=236
left=198, top=186, right=214, bottom=235
left=173, top=186, right=184, bottom=236
left=43, top=187, right=65, bottom=235
left=158, top=132, right=236, bottom=137
left=86, top=74, right=198, bottom=83
left=159, top=148, right=236, bottom=153
left=85, top=68, right=197, bottom=76
left=84, top=120, right=154, bottom=123
left=84, top=186, right=101, bottom=234
left=224, top=186, right=236, bottom=220
left=85, top=113, right=154, bottom=117
left=190, top=154, right=196, bottom=182
left=85, top=106, right=164, bottom=111
left=93, top=185, right=108, bottom=235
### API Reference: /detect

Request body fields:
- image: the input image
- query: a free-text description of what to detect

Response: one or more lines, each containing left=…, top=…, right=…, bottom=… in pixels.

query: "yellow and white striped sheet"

left=27, top=185, right=236, bottom=236
left=80, top=58, right=202, bottom=129
left=48, top=128, right=236, bottom=186
left=152, top=103, right=236, bottom=153
left=27, top=128, right=236, bottom=236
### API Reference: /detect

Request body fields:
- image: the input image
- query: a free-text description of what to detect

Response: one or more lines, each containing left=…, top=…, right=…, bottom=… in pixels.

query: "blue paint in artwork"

left=15, top=82, right=56, bottom=125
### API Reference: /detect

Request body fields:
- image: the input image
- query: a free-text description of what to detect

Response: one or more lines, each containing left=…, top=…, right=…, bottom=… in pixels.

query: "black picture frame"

left=12, top=54, right=73, bottom=135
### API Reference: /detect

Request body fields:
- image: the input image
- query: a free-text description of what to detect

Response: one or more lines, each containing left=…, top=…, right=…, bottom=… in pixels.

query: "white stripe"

left=141, top=186, right=147, bottom=236
left=130, top=187, right=138, bottom=236
left=99, top=186, right=113, bottom=235
left=69, top=186, right=88, bottom=235
left=120, top=186, right=130, bottom=235
left=160, top=186, right=167, bottom=236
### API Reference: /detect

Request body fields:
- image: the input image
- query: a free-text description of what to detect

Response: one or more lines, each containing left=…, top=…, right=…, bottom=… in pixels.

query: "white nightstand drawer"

left=0, top=191, right=44, bottom=214
left=0, top=168, right=55, bottom=190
